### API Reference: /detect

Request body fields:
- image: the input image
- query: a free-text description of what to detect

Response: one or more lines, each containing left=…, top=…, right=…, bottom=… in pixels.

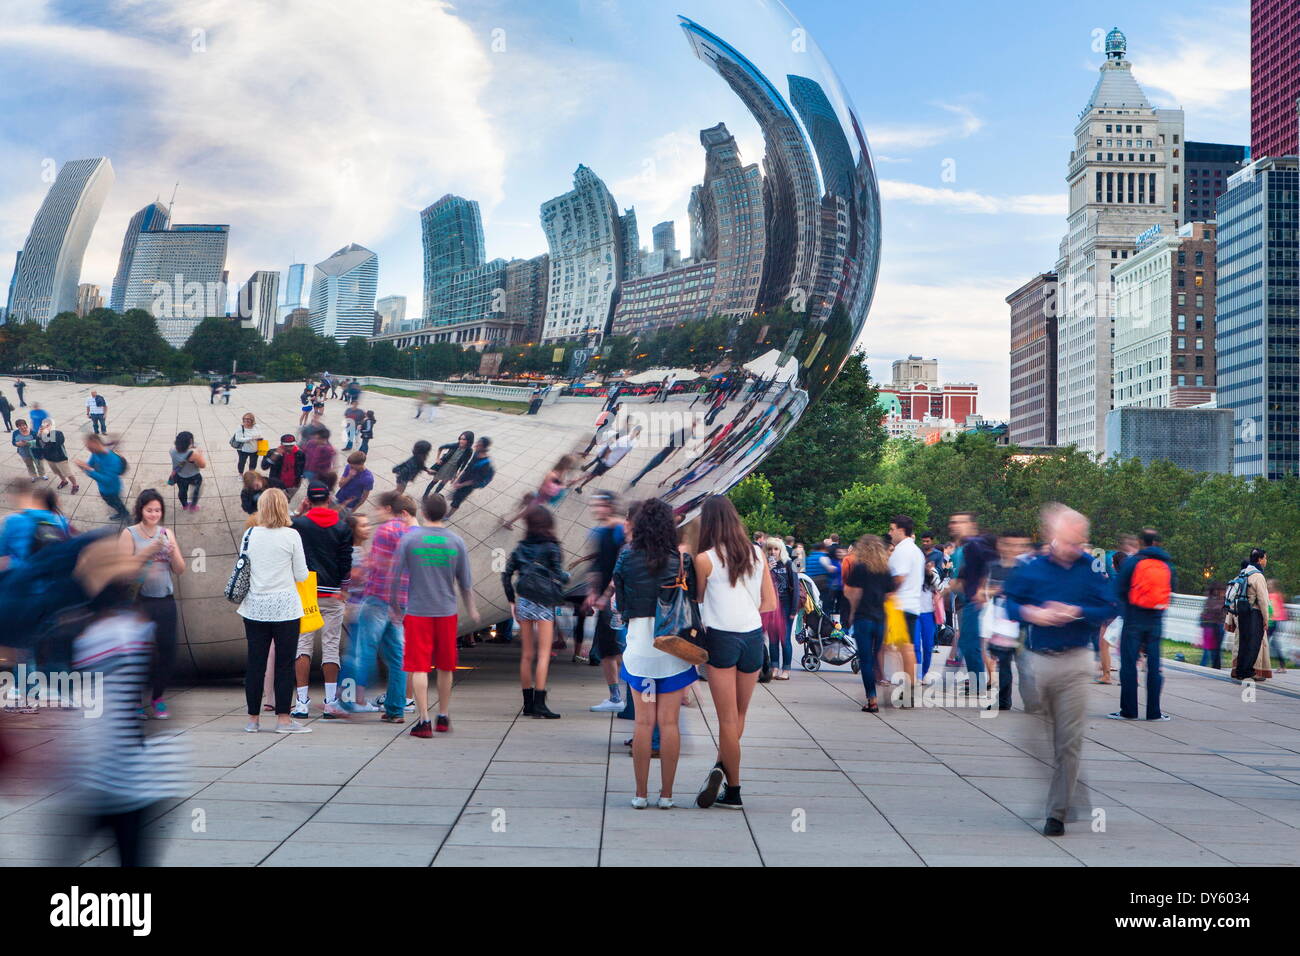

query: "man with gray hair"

left=1002, top=504, right=1116, bottom=836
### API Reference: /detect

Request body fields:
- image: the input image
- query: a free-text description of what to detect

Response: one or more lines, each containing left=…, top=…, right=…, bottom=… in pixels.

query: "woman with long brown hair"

left=693, top=496, right=777, bottom=811
left=502, top=504, right=569, bottom=719
left=843, top=534, right=895, bottom=713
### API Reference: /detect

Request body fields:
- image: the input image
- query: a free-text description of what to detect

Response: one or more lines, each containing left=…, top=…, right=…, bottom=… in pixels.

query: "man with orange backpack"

left=1109, top=528, right=1175, bottom=721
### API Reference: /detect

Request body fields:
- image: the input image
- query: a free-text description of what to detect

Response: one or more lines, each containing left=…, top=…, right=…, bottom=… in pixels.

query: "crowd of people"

left=0, top=374, right=1292, bottom=863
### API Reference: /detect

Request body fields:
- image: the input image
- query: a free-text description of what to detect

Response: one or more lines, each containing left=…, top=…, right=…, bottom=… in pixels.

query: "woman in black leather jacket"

left=611, top=497, right=698, bottom=809
left=502, top=505, right=568, bottom=719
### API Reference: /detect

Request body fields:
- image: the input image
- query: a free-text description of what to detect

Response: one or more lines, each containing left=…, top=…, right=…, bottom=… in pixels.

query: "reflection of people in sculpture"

left=572, top=426, right=641, bottom=495
left=446, top=437, right=494, bottom=517
left=426, top=431, right=475, bottom=496
left=627, top=426, right=692, bottom=488
left=501, top=454, right=579, bottom=529
left=583, top=405, right=618, bottom=456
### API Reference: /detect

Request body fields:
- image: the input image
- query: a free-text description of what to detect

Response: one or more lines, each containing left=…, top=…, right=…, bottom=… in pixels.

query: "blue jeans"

left=340, top=597, right=406, bottom=718
left=852, top=616, right=885, bottom=700
left=915, top=611, right=936, bottom=678
left=768, top=615, right=795, bottom=670
left=958, top=602, right=985, bottom=679
left=1119, top=621, right=1163, bottom=719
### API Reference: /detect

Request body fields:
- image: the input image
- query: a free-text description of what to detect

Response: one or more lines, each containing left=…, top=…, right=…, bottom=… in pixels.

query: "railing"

left=352, top=375, right=533, bottom=402
left=1164, top=592, right=1296, bottom=660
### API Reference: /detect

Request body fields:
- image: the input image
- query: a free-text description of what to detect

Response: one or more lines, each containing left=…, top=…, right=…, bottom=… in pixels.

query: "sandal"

left=862, top=701, right=879, bottom=713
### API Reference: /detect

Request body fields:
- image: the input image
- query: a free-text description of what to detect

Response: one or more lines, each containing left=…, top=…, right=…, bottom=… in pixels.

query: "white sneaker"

left=631, top=796, right=648, bottom=809
left=590, top=697, right=623, bottom=713
left=350, top=701, right=381, bottom=713
left=276, top=721, right=313, bottom=734
left=244, top=720, right=260, bottom=733
left=657, top=797, right=675, bottom=809
left=375, top=695, right=417, bottom=712
left=291, top=699, right=310, bottom=719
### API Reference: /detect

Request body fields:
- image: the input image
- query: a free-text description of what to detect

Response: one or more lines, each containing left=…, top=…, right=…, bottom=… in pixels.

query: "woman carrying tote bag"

left=612, top=497, right=698, bottom=809
left=692, top=496, right=776, bottom=812
left=236, top=488, right=311, bottom=734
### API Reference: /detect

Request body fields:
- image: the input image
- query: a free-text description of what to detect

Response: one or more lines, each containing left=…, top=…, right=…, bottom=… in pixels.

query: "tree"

left=0, top=320, right=49, bottom=370
left=162, top=350, right=194, bottom=383
left=266, top=353, right=307, bottom=382
left=825, top=481, right=930, bottom=543
left=342, top=336, right=371, bottom=375
left=182, top=317, right=266, bottom=373
left=269, top=326, right=340, bottom=373
left=728, top=474, right=792, bottom=537
left=757, top=352, right=886, bottom=540
left=370, top=341, right=405, bottom=377
left=107, top=308, right=174, bottom=370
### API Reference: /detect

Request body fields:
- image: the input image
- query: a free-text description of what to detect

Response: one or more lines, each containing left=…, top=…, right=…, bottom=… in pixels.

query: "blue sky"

left=0, top=0, right=1249, bottom=417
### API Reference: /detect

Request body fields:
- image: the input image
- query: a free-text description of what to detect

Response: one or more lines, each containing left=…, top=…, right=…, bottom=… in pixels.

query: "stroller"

left=794, top=573, right=859, bottom=673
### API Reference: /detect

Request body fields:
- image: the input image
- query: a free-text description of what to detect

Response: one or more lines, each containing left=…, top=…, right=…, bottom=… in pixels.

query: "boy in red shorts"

left=390, top=492, right=477, bottom=737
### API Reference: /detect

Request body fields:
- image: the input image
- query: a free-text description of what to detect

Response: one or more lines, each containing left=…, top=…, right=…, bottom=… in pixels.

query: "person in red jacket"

left=290, top=482, right=353, bottom=718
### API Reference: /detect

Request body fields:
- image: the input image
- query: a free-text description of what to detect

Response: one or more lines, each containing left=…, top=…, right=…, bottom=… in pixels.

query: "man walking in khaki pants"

left=1002, top=505, right=1117, bottom=836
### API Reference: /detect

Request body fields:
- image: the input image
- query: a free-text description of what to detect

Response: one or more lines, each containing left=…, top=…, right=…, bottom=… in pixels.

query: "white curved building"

left=309, top=243, right=379, bottom=342
left=539, top=165, right=624, bottom=343
left=7, top=157, right=114, bottom=325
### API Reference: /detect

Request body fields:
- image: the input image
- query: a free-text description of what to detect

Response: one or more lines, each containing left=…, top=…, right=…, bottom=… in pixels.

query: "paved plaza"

left=3, top=645, right=1299, bottom=866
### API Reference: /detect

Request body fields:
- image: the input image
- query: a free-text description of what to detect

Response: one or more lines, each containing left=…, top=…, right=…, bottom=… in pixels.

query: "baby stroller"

left=794, top=573, right=859, bottom=673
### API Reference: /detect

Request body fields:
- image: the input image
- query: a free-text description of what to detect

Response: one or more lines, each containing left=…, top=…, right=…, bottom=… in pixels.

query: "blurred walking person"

left=843, top=534, right=895, bottom=713
left=1002, top=504, right=1116, bottom=836
left=1109, top=528, right=1175, bottom=722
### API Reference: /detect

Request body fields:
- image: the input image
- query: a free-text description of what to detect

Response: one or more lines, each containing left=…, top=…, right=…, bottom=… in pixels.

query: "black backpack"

left=30, top=518, right=71, bottom=555
left=1223, top=569, right=1256, bottom=618
left=115, top=450, right=130, bottom=473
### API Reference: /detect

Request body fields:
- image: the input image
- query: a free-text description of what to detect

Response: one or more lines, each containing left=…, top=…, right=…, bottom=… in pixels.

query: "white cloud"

left=867, top=103, right=983, bottom=151
left=880, top=180, right=1065, bottom=216
left=1131, top=7, right=1250, bottom=126
left=853, top=268, right=1021, bottom=419
left=0, top=0, right=508, bottom=300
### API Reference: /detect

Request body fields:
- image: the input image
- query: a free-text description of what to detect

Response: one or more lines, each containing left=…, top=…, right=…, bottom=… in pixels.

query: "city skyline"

left=0, top=1, right=1251, bottom=416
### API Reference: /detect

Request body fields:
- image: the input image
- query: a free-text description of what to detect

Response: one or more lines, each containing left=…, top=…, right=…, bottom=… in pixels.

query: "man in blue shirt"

left=75, top=434, right=129, bottom=522
left=1003, top=504, right=1117, bottom=837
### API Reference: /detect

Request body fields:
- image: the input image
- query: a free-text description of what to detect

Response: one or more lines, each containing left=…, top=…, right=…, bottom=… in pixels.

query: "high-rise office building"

left=1112, top=221, right=1219, bottom=412
left=75, top=283, right=103, bottom=316
left=694, top=122, right=766, bottom=321
left=421, top=195, right=486, bottom=320
left=1055, top=28, right=1183, bottom=452
left=651, top=221, right=681, bottom=271
left=109, top=200, right=170, bottom=312
left=239, top=270, right=280, bottom=342
left=376, top=295, right=407, bottom=333
left=611, top=260, right=717, bottom=338
left=1007, top=273, right=1059, bottom=447
left=539, top=165, right=624, bottom=343
left=1250, top=0, right=1300, bottom=160
left=681, top=18, right=820, bottom=314
left=122, top=224, right=229, bottom=346
left=8, top=157, right=115, bottom=325
left=1216, top=157, right=1299, bottom=479
left=309, top=243, right=379, bottom=343
left=620, top=209, right=642, bottom=281
left=1183, top=143, right=1249, bottom=223
left=503, top=254, right=549, bottom=343
left=3, top=251, right=20, bottom=321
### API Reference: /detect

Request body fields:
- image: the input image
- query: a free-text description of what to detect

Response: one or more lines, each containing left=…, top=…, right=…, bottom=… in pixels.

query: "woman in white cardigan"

left=239, top=488, right=311, bottom=733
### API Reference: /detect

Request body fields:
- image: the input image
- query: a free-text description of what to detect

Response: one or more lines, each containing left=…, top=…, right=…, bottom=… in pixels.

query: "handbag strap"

left=239, top=527, right=253, bottom=557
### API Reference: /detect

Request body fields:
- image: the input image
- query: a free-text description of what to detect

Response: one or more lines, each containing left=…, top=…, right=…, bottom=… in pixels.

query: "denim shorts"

left=704, top=626, right=765, bottom=673
left=515, top=596, right=554, bottom=622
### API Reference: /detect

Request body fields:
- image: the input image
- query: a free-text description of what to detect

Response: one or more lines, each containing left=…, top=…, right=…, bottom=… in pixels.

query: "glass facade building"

left=109, top=200, right=170, bottom=312
left=1215, top=156, right=1299, bottom=479
left=421, top=195, right=487, bottom=321
left=309, top=243, right=379, bottom=343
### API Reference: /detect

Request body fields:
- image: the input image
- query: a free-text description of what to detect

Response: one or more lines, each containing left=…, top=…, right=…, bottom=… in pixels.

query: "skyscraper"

left=76, top=283, right=103, bottom=316
left=239, top=270, right=281, bottom=342
left=284, top=263, right=305, bottom=309
left=681, top=18, right=820, bottom=314
left=8, top=157, right=115, bottom=325
left=1183, top=142, right=1249, bottom=224
left=620, top=209, right=642, bottom=281
left=1007, top=273, right=1059, bottom=447
left=421, top=195, right=486, bottom=320
left=376, top=294, right=407, bottom=333
left=1250, top=0, right=1300, bottom=160
left=539, top=165, right=624, bottom=343
left=109, top=200, right=170, bottom=312
left=695, top=122, right=766, bottom=321
left=503, top=255, right=549, bottom=343
left=651, top=221, right=680, bottom=269
left=1055, top=28, right=1183, bottom=453
left=123, top=224, right=230, bottom=346
left=309, top=243, right=379, bottom=343
left=1216, top=157, right=1299, bottom=479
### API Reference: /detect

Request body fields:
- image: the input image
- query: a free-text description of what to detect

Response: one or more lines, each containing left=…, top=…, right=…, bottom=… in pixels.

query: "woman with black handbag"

left=502, top=505, right=569, bottom=719
left=612, top=497, right=699, bottom=809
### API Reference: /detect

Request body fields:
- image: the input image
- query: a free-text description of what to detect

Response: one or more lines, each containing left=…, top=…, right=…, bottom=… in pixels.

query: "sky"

left=0, top=0, right=1250, bottom=418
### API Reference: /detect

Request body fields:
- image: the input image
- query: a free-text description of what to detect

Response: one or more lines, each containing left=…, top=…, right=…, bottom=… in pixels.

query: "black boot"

left=521, top=688, right=535, bottom=716
left=532, top=689, right=560, bottom=719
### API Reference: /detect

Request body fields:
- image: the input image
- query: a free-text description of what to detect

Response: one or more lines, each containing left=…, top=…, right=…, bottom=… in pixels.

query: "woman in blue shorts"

left=612, top=497, right=698, bottom=809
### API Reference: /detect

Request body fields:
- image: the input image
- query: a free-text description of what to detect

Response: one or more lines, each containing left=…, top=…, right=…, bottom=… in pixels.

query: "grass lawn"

left=363, top=384, right=527, bottom=415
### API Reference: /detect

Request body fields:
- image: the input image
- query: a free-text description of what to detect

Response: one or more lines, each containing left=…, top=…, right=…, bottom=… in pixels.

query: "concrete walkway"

left=3, top=645, right=1298, bottom=866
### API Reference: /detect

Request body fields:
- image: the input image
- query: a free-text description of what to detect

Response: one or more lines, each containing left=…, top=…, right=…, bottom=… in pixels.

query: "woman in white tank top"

left=692, top=497, right=776, bottom=812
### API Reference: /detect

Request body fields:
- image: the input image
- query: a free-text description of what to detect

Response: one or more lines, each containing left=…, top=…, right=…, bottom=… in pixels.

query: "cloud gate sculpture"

left=1, top=1, right=879, bottom=677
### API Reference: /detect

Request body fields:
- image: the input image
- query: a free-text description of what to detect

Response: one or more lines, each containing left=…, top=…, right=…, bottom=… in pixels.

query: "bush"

left=825, top=481, right=930, bottom=544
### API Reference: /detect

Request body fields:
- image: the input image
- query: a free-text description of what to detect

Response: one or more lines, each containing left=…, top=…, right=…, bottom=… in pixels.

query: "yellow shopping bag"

left=256, top=438, right=270, bottom=455
left=297, top=572, right=324, bottom=634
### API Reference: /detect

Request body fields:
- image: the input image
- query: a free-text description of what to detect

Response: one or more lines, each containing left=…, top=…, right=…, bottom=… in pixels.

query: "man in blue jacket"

left=74, top=434, right=128, bottom=522
left=1003, top=504, right=1117, bottom=837
left=1110, top=528, right=1176, bottom=722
